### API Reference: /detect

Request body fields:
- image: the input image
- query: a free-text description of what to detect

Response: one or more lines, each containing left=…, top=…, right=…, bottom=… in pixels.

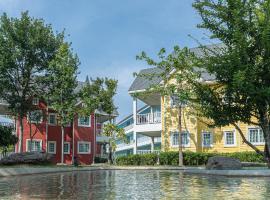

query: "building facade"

left=118, top=45, right=265, bottom=155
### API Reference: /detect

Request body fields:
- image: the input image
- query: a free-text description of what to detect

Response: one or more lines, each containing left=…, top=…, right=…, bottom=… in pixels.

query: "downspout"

left=72, top=117, right=75, bottom=164
left=93, top=112, right=96, bottom=164
left=45, top=97, right=49, bottom=152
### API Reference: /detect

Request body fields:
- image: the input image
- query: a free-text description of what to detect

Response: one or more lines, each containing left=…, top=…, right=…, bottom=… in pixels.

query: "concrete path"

left=0, top=165, right=269, bottom=177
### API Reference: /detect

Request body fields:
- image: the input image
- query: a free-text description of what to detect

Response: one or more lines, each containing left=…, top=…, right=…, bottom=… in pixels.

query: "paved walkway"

left=0, top=165, right=269, bottom=177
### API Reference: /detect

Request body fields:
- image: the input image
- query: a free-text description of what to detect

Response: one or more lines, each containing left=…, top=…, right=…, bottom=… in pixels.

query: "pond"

left=0, top=170, right=269, bottom=199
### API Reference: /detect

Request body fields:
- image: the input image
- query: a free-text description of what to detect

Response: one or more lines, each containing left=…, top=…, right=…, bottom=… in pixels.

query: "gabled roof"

left=129, top=44, right=223, bottom=92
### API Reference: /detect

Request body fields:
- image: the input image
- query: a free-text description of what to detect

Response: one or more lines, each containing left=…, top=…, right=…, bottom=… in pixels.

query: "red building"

left=15, top=98, right=114, bottom=165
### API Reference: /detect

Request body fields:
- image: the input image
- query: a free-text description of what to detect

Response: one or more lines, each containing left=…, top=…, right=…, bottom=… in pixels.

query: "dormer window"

left=32, top=98, right=39, bottom=106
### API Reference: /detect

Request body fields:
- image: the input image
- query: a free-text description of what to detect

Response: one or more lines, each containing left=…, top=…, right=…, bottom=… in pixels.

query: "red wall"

left=16, top=100, right=96, bottom=165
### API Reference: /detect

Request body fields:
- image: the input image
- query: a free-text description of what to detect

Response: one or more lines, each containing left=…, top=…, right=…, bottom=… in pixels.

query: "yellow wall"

left=161, top=95, right=264, bottom=153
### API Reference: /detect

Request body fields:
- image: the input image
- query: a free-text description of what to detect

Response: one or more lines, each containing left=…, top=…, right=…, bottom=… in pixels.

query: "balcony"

left=136, top=112, right=161, bottom=125
left=135, top=112, right=162, bottom=135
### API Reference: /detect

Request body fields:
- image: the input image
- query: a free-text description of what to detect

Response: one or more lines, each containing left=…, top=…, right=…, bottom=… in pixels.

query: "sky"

left=0, top=0, right=208, bottom=121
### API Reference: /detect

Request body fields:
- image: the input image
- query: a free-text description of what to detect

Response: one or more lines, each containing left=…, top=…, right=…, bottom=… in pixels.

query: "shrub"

left=94, top=157, right=108, bottom=163
left=115, top=151, right=265, bottom=166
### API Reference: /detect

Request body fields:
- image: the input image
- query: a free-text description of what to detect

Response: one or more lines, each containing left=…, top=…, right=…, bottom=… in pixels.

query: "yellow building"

left=126, top=45, right=265, bottom=154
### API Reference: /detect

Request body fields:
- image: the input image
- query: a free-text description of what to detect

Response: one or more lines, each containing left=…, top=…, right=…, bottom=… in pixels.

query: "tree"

left=190, top=0, right=270, bottom=166
left=0, top=12, right=64, bottom=152
left=46, top=43, right=79, bottom=164
left=102, top=123, right=126, bottom=164
left=0, top=125, right=18, bottom=157
left=79, top=77, right=118, bottom=163
left=136, top=47, right=199, bottom=166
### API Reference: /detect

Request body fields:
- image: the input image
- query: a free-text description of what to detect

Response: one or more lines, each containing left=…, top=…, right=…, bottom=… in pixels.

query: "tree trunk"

left=19, top=116, right=24, bottom=153
left=178, top=106, right=183, bottom=167
left=61, top=125, right=64, bottom=164
left=29, top=120, right=32, bottom=152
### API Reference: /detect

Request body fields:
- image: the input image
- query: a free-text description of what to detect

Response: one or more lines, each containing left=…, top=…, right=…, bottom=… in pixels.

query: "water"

left=0, top=170, right=269, bottom=199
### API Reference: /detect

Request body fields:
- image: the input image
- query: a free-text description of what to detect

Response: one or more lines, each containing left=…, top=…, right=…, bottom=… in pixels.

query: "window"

left=78, top=142, right=91, bottom=154
left=48, top=141, right=56, bottom=154
left=64, top=142, right=70, bottom=154
left=202, top=132, right=213, bottom=147
left=26, top=140, right=42, bottom=152
left=48, top=113, right=57, bottom=125
left=224, top=131, right=236, bottom=147
left=32, top=98, right=39, bottom=105
left=248, top=128, right=264, bottom=145
left=170, top=95, right=187, bottom=108
left=78, top=116, right=91, bottom=127
left=170, top=131, right=190, bottom=147
left=28, top=110, right=43, bottom=123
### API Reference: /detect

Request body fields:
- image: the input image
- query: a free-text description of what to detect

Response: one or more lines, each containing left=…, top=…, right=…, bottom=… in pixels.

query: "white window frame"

left=77, top=141, right=91, bottom=154
left=63, top=142, right=70, bottom=154
left=248, top=127, right=264, bottom=146
left=202, top=131, right=213, bottom=147
left=224, top=130, right=237, bottom=147
left=28, top=110, right=43, bottom=124
left=26, top=139, right=42, bottom=152
left=48, top=141, right=56, bottom=154
left=32, top=98, right=39, bottom=105
left=170, top=131, right=190, bottom=148
left=48, top=113, right=57, bottom=126
left=78, top=116, right=91, bottom=127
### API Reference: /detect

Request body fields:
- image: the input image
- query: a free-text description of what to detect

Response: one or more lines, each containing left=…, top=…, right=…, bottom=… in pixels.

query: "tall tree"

left=0, top=12, right=64, bottom=152
left=136, top=47, right=199, bottom=166
left=191, top=0, right=270, bottom=166
left=46, top=43, right=79, bottom=164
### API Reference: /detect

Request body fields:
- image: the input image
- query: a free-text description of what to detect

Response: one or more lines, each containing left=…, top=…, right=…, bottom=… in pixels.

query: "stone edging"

left=0, top=166, right=269, bottom=177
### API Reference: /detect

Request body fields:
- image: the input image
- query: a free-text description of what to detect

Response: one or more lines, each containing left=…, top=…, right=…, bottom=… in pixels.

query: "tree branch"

left=232, top=122, right=264, bottom=156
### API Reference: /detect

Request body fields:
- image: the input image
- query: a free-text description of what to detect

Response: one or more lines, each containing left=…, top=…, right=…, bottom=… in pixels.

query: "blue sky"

left=0, top=0, right=208, bottom=121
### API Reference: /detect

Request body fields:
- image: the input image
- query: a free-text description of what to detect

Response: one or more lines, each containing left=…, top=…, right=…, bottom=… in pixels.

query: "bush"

left=94, top=157, right=108, bottom=163
left=115, top=151, right=265, bottom=166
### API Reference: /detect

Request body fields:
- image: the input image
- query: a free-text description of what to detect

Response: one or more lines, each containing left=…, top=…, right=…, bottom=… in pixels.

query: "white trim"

left=224, top=130, right=237, bottom=147
left=77, top=141, right=91, bottom=154
left=201, top=131, right=213, bottom=148
left=48, top=141, right=56, bottom=154
left=63, top=142, right=70, bottom=154
left=78, top=116, right=91, bottom=127
left=26, top=139, right=42, bottom=152
left=48, top=113, right=57, bottom=126
left=247, top=127, right=264, bottom=146
left=28, top=110, right=43, bottom=124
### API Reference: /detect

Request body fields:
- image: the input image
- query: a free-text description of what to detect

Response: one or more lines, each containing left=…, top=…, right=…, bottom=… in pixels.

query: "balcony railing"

left=136, top=112, right=161, bottom=125
left=137, top=150, right=160, bottom=155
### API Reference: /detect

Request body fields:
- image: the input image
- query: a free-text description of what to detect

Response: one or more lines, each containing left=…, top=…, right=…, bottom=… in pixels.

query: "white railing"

left=136, top=112, right=161, bottom=125
left=137, top=150, right=160, bottom=155
left=0, top=152, right=14, bottom=160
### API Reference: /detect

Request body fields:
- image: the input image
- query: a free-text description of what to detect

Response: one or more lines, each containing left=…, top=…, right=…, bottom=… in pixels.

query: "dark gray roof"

left=128, top=67, right=164, bottom=92
left=129, top=44, right=223, bottom=92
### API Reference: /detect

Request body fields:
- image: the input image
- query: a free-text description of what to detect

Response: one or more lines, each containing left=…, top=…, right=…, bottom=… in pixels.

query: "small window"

left=28, top=110, right=43, bottom=123
left=48, top=141, right=56, bottom=154
left=224, top=131, right=236, bottom=147
left=63, top=142, right=70, bottom=154
left=202, top=132, right=213, bottom=147
left=27, top=140, right=42, bottom=152
left=248, top=128, right=264, bottom=145
left=78, top=116, right=91, bottom=127
left=78, top=142, right=91, bottom=154
left=170, top=95, right=187, bottom=108
left=32, top=98, right=39, bottom=105
left=48, top=113, right=57, bottom=125
left=170, top=131, right=190, bottom=147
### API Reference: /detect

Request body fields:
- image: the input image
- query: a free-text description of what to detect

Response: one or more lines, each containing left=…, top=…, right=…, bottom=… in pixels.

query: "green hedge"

left=115, top=151, right=265, bottom=166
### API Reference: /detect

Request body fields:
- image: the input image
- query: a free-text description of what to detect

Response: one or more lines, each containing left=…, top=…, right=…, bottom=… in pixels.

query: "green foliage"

left=46, top=43, right=79, bottom=126
left=94, top=157, right=108, bottom=163
left=115, top=151, right=265, bottom=166
left=0, top=125, right=18, bottom=149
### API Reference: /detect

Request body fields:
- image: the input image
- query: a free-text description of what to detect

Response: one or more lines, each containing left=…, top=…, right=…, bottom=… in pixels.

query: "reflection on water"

left=0, top=170, right=269, bottom=199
